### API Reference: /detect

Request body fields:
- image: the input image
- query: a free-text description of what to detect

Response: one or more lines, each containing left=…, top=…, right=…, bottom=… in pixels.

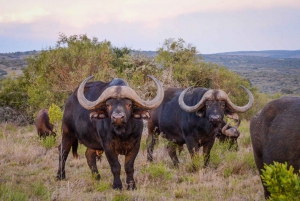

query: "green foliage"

left=242, top=152, right=256, bottom=170
left=188, top=154, right=205, bottom=172
left=155, top=38, right=263, bottom=120
left=0, top=35, right=270, bottom=122
left=32, top=182, right=50, bottom=200
left=142, top=162, right=173, bottom=180
left=112, top=193, right=131, bottom=201
left=120, top=52, right=162, bottom=99
left=48, top=103, right=63, bottom=134
left=156, top=38, right=205, bottom=87
left=261, top=162, right=300, bottom=200
left=0, top=73, right=28, bottom=112
left=0, top=184, right=28, bottom=201
left=40, top=135, right=56, bottom=149
left=94, top=182, right=111, bottom=192
left=49, top=104, right=63, bottom=122
left=22, top=33, right=131, bottom=113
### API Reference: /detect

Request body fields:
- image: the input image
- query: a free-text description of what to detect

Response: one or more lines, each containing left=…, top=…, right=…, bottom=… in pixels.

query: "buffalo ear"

left=196, top=108, right=205, bottom=117
left=132, top=108, right=151, bottom=120
left=89, top=109, right=108, bottom=121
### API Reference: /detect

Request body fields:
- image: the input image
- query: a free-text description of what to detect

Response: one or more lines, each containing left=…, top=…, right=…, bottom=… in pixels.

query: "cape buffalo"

left=216, top=119, right=241, bottom=151
left=35, top=109, right=55, bottom=138
left=56, top=75, right=164, bottom=190
left=147, top=86, right=253, bottom=167
left=250, top=96, right=300, bottom=198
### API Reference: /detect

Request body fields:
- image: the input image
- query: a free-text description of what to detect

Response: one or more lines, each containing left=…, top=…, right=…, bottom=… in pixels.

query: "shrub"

left=48, top=103, right=63, bottom=134
left=40, top=135, right=56, bottom=149
left=261, top=162, right=300, bottom=200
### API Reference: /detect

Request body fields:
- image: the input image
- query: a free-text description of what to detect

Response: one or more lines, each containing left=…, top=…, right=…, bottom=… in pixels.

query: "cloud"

left=1, top=0, right=300, bottom=28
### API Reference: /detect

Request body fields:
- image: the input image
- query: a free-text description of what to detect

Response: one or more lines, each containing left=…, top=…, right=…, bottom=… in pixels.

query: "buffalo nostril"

left=112, top=113, right=125, bottom=124
left=210, top=115, right=220, bottom=121
left=113, top=115, right=124, bottom=119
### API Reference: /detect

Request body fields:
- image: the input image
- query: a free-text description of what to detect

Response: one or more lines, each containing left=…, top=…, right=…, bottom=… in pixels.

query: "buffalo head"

left=221, top=119, right=241, bottom=138
left=178, top=85, right=254, bottom=127
left=77, top=75, right=164, bottom=135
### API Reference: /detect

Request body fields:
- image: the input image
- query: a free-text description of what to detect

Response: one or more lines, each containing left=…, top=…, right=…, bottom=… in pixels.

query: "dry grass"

left=0, top=121, right=265, bottom=201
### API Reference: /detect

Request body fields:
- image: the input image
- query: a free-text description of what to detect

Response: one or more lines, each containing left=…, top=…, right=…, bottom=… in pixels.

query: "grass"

left=0, top=121, right=265, bottom=200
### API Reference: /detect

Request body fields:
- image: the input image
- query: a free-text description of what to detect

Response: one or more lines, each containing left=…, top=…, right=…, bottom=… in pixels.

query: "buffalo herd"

left=33, top=75, right=299, bottom=196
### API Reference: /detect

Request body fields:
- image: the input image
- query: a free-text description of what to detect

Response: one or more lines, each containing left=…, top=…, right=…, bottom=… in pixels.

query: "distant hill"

left=214, top=50, right=300, bottom=59
left=202, top=50, right=300, bottom=95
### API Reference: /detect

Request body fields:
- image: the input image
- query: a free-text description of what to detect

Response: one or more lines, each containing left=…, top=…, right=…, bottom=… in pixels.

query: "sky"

left=0, top=0, right=300, bottom=54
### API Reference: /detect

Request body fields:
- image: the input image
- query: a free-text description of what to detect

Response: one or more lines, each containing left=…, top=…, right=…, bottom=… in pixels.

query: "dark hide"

left=250, top=96, right=300, bottom=198
left=56, top=79, right=149, bottom=190
left=147, top=88, right=232, bottom=167
left=35, top=109, right=55, bottom=138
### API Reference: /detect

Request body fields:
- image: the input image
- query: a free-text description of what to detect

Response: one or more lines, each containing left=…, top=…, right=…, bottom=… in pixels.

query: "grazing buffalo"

left=147, top=86, right=253, bottom=167
left=35, top=109, right=55, bottom=138
left=250, top=96, right=300, bottom=198
left=56, top=75, right=164, bottom=190
left=216, top=119, right=241, bottom=151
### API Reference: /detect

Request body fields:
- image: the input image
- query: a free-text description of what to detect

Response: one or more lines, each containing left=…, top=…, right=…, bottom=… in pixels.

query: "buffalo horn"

left=178, top=85, right=254, bottom=113
left=77, top=75, right=164, bottom=110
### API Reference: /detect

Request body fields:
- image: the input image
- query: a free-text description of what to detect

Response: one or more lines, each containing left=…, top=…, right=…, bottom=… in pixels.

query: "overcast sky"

left=1, top=0, right=300, bottom=54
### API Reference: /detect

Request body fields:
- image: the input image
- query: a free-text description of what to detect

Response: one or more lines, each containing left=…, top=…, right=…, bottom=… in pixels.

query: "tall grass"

left=0, top=121, right=264, bottom=200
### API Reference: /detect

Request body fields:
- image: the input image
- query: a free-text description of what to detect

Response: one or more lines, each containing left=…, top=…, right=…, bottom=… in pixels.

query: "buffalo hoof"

left=126, top=182, right=136, bottom=190
left=112, top=183, right=123, bottom=190
left=92, top=173, right=100, bottom=180
left=56, top=172, right=66, bottom=180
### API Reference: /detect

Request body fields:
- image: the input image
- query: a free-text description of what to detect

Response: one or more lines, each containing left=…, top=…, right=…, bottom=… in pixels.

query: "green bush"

left=40, top=135, right=56, bottom=149
left=48, top=103, right=63, bottom=134
left=261, top=162, right=300, bottom=200
left=0, top=35, right=270, bottom=122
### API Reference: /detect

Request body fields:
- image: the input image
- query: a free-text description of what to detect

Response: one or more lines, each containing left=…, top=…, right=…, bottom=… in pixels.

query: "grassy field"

left=0, top=121, right=265, bottom=201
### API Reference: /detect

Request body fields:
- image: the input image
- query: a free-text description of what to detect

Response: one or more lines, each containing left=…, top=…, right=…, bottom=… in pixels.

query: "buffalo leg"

left=72, top=138, right=79, bottom=159
left=124, top=148, right=140, bottom=190
left=56, top=135, right=76, bottom=180
left=167, top=141, right=180, bottom=167
left=185, top=136, right=203, bottom=170
left=146, top=126, right=160, bottom=162
left=202, top=138, right=215, bottom=167
left=85, top=148, right=101, bottom=180
left=105, top=151, right=122, bottom=190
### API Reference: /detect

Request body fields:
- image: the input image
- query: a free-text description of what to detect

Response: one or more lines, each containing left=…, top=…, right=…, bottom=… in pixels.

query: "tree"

left=23, top=33, right=131, bottom=114
left=155, top=38, right=265, bottom=120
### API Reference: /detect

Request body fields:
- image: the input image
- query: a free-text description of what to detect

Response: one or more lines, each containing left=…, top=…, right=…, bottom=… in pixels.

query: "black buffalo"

left=56, top=75, right=164, bottom=190
left=216, top=119, right=241, bottom=151
left=250, top=96, right=300, bottom=198
left=35, top=109, right=55, bottom=138
left=147, top=86, right=253, bottom=167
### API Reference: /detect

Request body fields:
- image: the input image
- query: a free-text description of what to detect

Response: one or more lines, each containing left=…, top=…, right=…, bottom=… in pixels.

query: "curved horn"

left=77, top=75, right=164, bottom=110
left=178, top=88, right=214, bottom=113
left=234, top=119, right=241, bottom=128
left=221, top=121, right=232, bottom=135
left=217, top=85, right=254, bottom=113
left=121, top=75, right=164, bottom=110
